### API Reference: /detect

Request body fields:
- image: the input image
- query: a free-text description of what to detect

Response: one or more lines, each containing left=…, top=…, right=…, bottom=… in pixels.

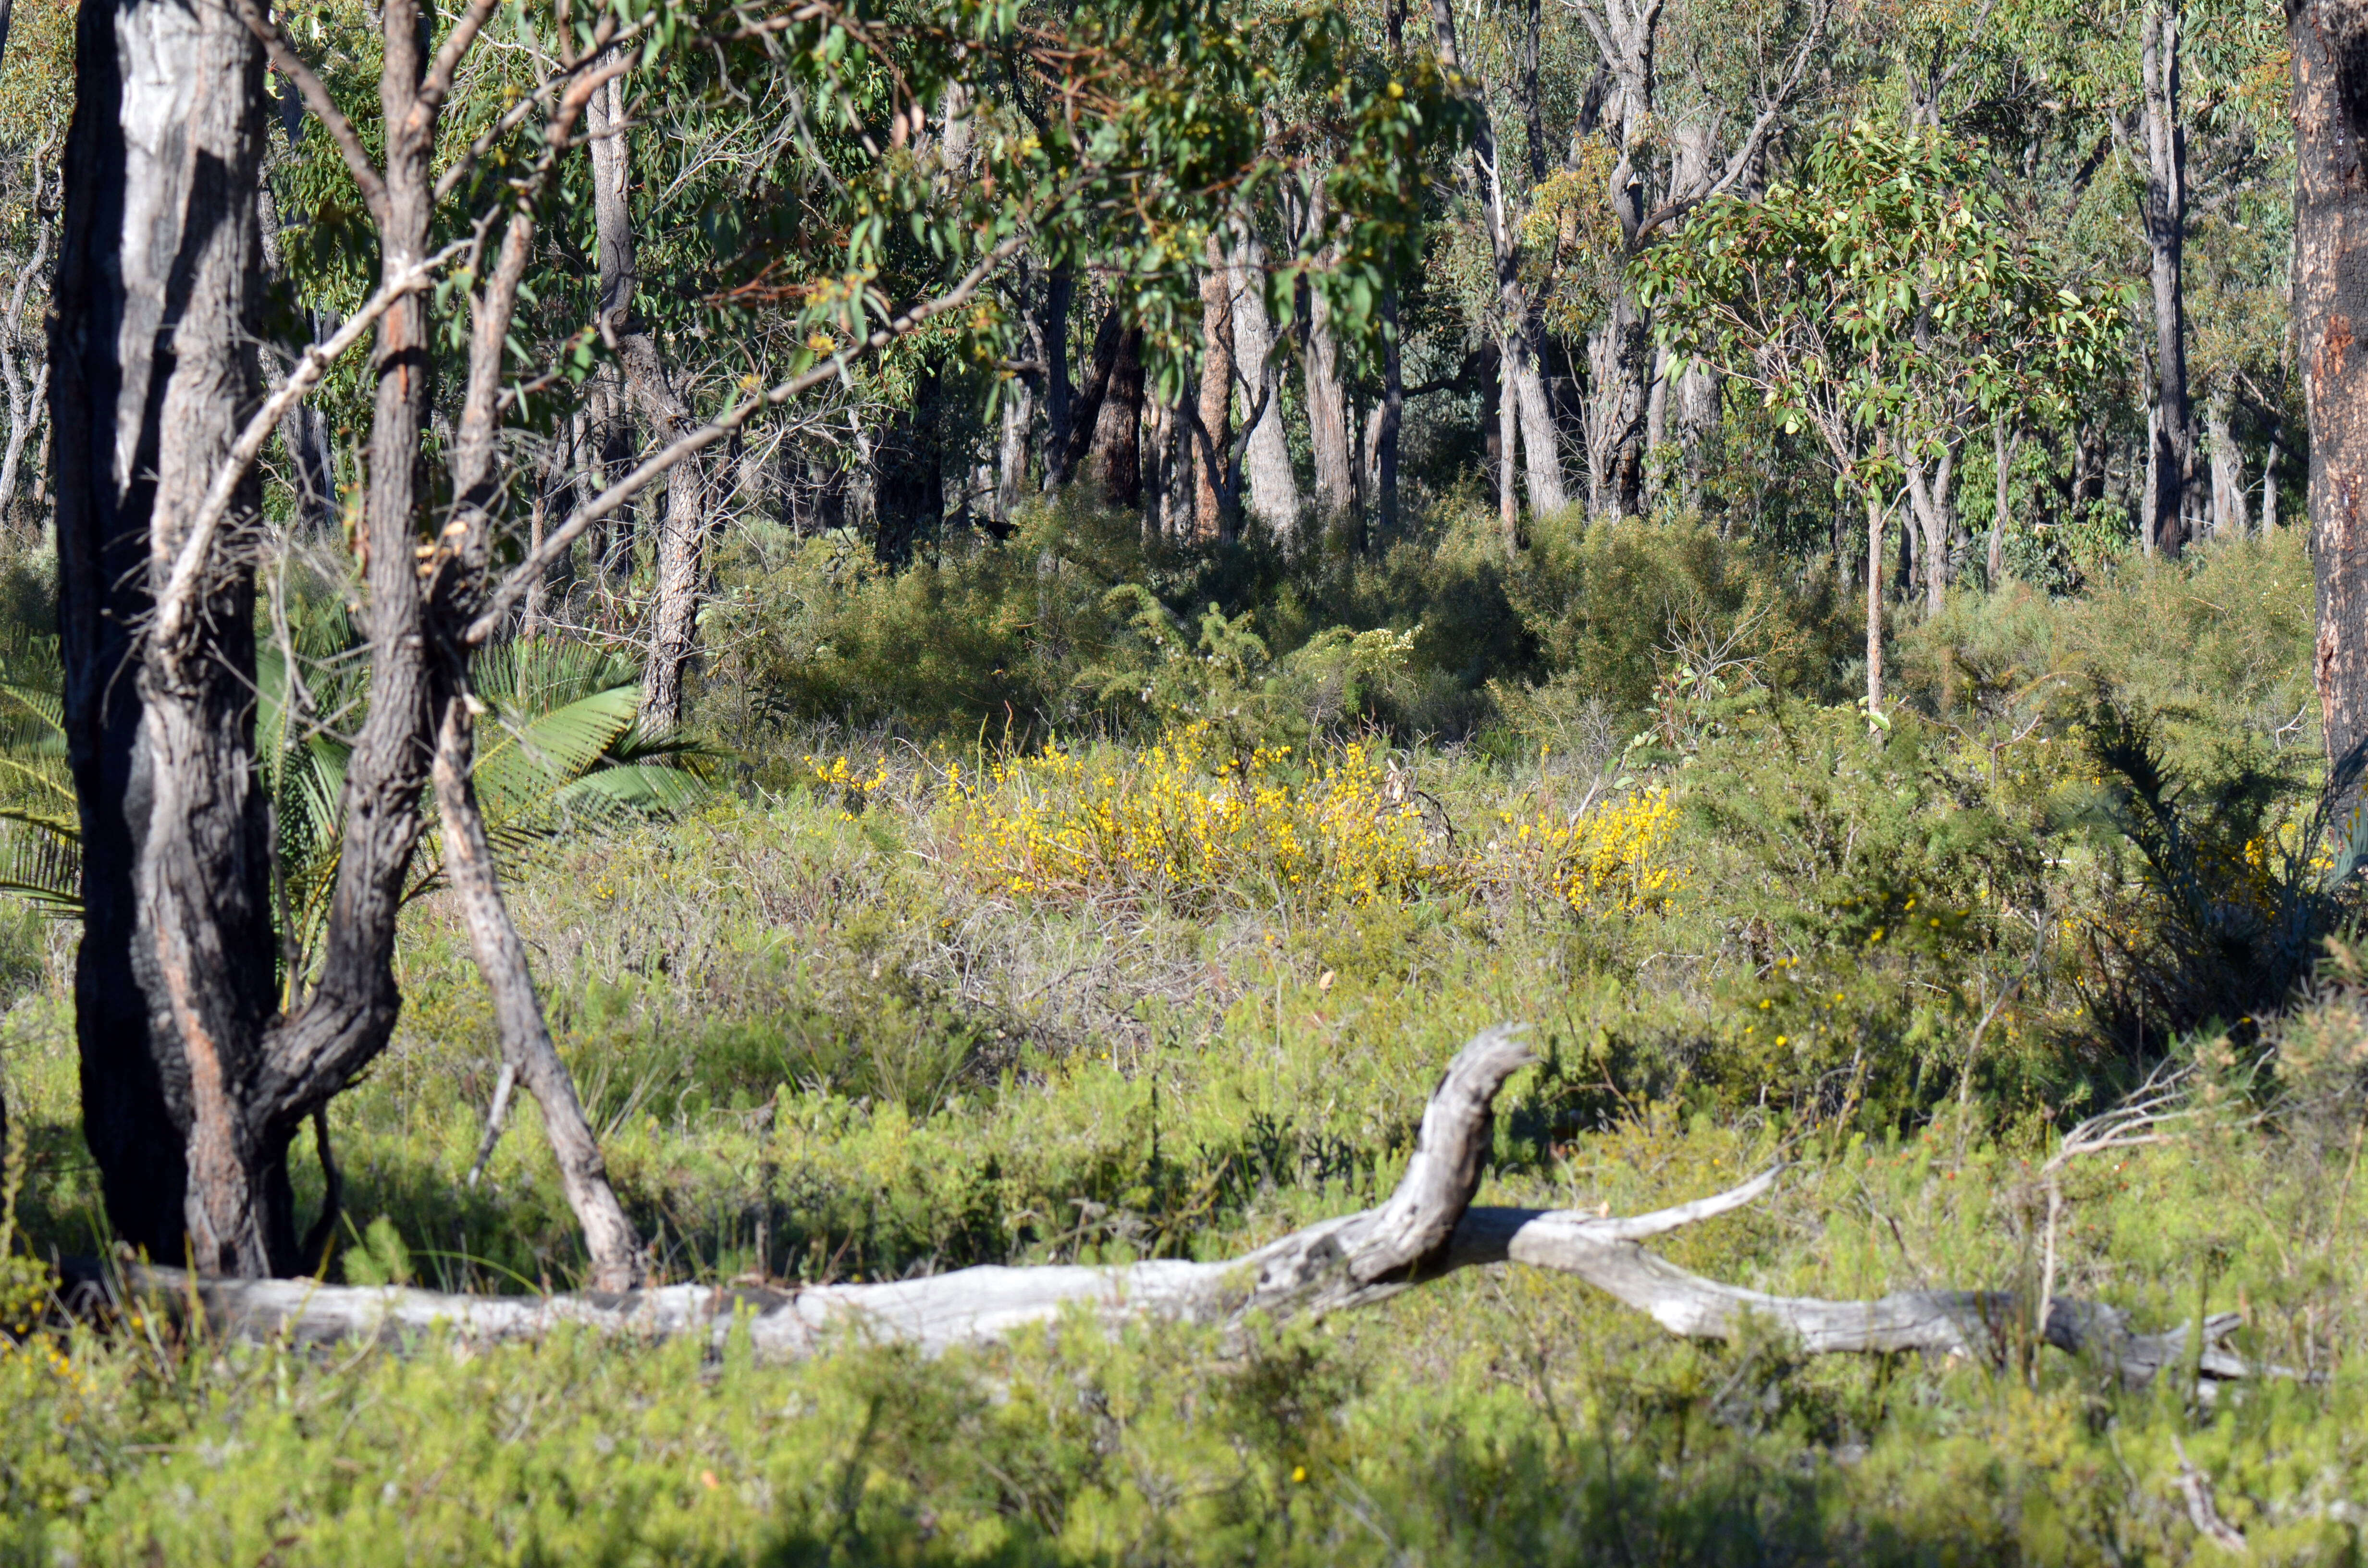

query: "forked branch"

left=86, top=1030, right=2288, bottom=1391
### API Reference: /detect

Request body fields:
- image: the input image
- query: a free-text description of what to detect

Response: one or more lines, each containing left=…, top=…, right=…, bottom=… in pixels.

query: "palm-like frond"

left=0, top=588, right=710, bottom=968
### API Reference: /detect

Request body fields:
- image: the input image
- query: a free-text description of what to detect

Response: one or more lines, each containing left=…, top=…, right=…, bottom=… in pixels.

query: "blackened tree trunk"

left=52, top=0, right=200, bottom=1260
left=2143, top=1, right=2196, bottom=557
left=1376, top=290, right=1404, bottom=542
left=1086, top=327, right=1145, bottom=505
left=57, top=0, right=282, bottom=1273
left=2292, top=0, right=2368, bottom=772
left=1041, top=264, right=1074, bottom=487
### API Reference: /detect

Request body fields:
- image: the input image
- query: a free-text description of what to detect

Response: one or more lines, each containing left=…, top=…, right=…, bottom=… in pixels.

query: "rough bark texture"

left=1083, top=324, right=1144, bottom=506
left=1228, top=225, right=1298, bottom=542
left=94, top=1030, right=2291, bottom=1396
left=1377, top=291, right=1404, bottom=541
left=432, top=704, right=646, bottom=1290
left=222, top=0, right=444, bottom=1275
left=2143, top=2, right=2196, bottom=557
left=1040, top=264, right=1073, bottom=489
left=625, top=338, right=706, bottom=731
left=0, top=196, right=49, bottom=534
left=2292, top=0, right=2368, bottom=773
left=57, top=0, right=285, bottom=1274
left=1193, top=240, right=1234, bottom=543
left=53, top=0, right=194, bottom=1260
left=1303, top=268, right=1355, bottom=529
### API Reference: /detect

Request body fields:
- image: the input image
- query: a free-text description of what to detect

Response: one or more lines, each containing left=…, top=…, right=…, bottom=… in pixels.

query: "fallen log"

left=75, top=1028, right=2284, bottom=1388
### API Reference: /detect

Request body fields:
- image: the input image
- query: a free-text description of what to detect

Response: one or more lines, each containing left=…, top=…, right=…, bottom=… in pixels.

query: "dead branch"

left=78, top=1031, right=2293, bottom=1390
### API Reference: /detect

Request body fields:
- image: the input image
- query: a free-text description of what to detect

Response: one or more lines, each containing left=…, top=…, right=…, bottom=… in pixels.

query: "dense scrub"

left=0, top=511, right=2358, bottom=1560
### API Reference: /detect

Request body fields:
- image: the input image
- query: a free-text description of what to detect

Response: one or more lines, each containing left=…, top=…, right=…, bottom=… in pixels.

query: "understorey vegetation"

left=0, top=0, right=2366, bottom=1552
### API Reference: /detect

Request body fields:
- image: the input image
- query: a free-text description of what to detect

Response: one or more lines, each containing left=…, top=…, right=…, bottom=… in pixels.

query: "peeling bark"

left=2291, top=0, right=2368, bottom=774
left=1193, top=238, right=1234, bottom=544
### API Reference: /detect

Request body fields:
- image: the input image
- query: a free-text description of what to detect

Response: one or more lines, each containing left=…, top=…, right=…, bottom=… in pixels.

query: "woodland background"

left=0, top=0, right=2363, bottom=1559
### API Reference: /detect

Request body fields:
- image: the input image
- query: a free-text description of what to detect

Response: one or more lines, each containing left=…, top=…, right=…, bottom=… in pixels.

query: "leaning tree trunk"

left=1905, top=439, right=1955, bottom=616
left=431, top=704, right=645, bottom=1289
left=2142, top=0, right=2196, bottom=558
left=2291, top=0, right=2368, bottom=776
left=1084, top=325, right=1145, bottom=507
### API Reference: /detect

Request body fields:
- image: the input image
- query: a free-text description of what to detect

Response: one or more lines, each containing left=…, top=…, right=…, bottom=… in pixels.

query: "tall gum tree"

left=2290, top=0, right=2368, bottom=772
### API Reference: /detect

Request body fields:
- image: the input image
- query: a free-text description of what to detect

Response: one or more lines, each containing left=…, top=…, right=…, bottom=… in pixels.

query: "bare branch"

left=464, top=230, right=1030, bottom=644
left=73, top=1030, right=2304, bottom=1395
left=234, top=0, right=391, bottom=223
left=421, top=0, right=507, bottom=111
left=149, top=244, right=465, bottom=670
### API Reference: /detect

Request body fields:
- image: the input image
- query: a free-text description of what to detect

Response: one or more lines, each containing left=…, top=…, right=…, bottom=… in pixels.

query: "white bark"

left=86, top=1029, right=2294, bottom=1394
left=1228, top=223, right=1298, bottom=543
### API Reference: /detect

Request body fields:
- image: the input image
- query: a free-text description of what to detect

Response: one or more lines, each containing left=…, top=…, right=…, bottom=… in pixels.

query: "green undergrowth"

left=0, top=526, right=2358, bottom=1561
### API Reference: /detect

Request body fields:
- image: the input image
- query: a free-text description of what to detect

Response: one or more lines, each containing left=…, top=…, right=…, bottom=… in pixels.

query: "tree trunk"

left=0, top=201, right=50, bottom=536
left=1865, top=489, right=1885, bottom=716
left=2142, top=1, right=2196, bottom=558
left=1990, top=416, right=2015, bottom=586
left=99, top=1030, right=2292, bottom=1401
left=587, top=77, right=708, bottom=730
left=1377, top=290, right=1404, bottom=542
left=2262, top=417, right=2281, bottom=532
left=1906, top=440, right=1954, bottom=615
left=54, top=0, right=280, bottom=1269
left=1302, top=264, right=1355, bottom=531
left=1193, top=239, right=1234, bottom=544
left=996, top=372, right=1032, bottom=526
left=1585, top=297, right=1652, bottom=516
left=1085, top=325, right=1145, bottom=506
left=431, top=701, right=645, bottom=1290
left=2207, top=390, right=2247, bottom=537
left=1040, top=264, right=1073, bottom=489
left=1229, top=224, right=1299, bottom=543
left=1061, top=306, right=1122, bottom=482
left=242, top=0, right=445, bottom=1277
left=1509, top=319, right=1564, bottom=519
left=2291, top=0, right=2368, bottom=772
left=623, top=337, right=706, bottom=732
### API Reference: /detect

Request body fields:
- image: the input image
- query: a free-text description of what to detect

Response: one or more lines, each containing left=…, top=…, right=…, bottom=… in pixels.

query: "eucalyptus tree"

left=2289, top=0, right=2368, bottom=780
left=1640, top=123, right=2123, bottom=712
left=51, top=0, right=1453, bottom=1281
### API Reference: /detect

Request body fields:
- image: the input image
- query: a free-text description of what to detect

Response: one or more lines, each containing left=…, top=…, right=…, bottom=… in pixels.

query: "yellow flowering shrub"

left=946, top=723, right=1445, bottom=910
left=947, top=726, right=1684, bottom=918
left=1480, top=786, right=1682, bottom=918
